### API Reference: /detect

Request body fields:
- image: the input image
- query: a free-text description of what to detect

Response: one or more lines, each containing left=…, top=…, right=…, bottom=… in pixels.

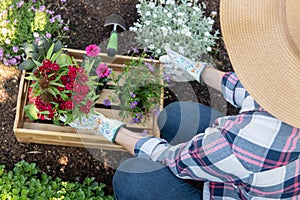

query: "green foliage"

left=19, top=37, right=63, bottom=70
left=113, top=50, right=166, bottom=124
left=0, top=160, right=113, bottom=200
left=130, top=0, right=219, bottom=60
left=0, top=0, right=69, bottom=67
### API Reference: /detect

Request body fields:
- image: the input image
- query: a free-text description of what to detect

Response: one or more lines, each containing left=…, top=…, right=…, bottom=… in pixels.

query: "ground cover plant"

left=130, top=0, right=219, bottom=60
left=0, top=160, right=113, bottom=199
left=0, top=0, right=69, bottom=66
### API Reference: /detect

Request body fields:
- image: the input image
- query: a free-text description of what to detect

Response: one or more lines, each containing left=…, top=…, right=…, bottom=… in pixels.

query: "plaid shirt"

left=134, top=72, right=300, bottom=199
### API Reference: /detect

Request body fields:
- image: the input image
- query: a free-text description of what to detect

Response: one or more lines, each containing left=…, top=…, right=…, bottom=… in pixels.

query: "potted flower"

left=113, top=49, right=166, bottom=124
left=23, top=39, right=112, bottom=125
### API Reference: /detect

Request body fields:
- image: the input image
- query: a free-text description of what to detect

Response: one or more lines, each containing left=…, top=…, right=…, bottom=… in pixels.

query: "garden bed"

left=13, top=49, right=163, bottom=151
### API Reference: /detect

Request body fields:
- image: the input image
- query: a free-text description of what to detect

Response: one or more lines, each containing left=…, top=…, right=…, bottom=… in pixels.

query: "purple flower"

left=39, top=5, right=45, bottom=12
left=130, top=101, right=138, bottom=109
left=103, top=99, right=111, bottom=107
left=8, top=58, right=17, bottom=65
left=46, top=33, right=51, bottom=38
left=61, top=0, right=67, bottom=2
left=0, top=48, right=3, bottom=57
left=132, top=48, right=139, bottom=54
left=32, top=0, right=36, bottom=3
left=54, top=14, right=62, bottom=20
left=130, top=93, right=136, bottom=98
left=12, top=46, right=19, bottom=53
left=31, top=6, right=36, bottom=11
left=145, top=62, right=155, bottom=73
left=130, top=113, right=143, bottom=124
left=17, top=1, right=24, bottom=8
left=46, top=10, right=55, bottom=15
left=49, top=18, right=55, bottom=23
left=63, top=26, right=69, bottom=31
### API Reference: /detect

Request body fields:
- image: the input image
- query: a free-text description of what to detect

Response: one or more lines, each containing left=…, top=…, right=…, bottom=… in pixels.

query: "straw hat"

left=220, top=0, right=300, bottom=128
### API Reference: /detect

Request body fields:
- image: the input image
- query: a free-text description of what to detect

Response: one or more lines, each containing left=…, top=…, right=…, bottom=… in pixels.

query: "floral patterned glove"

left=160, top=47, right=209, bottom=83
left=60, top=112, right=125, bottom=143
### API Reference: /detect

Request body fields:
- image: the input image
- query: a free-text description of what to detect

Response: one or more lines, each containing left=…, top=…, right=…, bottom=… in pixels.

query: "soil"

left=0, top=0, right=239, bottom=195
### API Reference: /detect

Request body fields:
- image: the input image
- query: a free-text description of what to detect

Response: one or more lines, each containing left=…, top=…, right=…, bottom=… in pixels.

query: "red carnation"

left=52, top=63, right=60, bottom=71
left=65, top=83, right=74, bottom=90
left=65, top=100, right=74, bottom=110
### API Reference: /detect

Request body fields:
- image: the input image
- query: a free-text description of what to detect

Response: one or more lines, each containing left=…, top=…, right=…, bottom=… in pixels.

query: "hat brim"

left=220, top=0, right=300, bottom=128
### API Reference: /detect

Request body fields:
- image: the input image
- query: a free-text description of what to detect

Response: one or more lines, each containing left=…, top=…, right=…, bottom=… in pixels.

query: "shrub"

left=0, top=0, right=69, bottom=67
left=130, top=0, right=219, bottom=60
left=0, top=160, right=113, bottom=199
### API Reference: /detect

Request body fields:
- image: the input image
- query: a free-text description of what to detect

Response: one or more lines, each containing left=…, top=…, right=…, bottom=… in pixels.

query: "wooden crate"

left=13, top=49, right=163, bottom=151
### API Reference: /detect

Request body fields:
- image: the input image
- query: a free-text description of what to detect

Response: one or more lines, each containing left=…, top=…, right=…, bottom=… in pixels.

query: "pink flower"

left=85, top=44, right=100, bottom=57
left=73, top=83, right=81, bottom=92
left=79, top=74, right=88, bottom=82
left=81, top=84, right=89, bottom=94
left=96, top=64, right=110, bottom=78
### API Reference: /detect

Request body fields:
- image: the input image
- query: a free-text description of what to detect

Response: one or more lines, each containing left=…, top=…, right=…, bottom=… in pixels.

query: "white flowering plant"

left=0, top=0, right=69, bottom=67
left=130, top=0, right=219, bottom=60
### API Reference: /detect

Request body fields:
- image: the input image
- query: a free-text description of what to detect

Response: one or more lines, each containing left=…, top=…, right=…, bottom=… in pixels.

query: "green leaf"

left=24, top=104, right=39, bottom=121
left=18, top=59, right=36, bottom=70
left=53, top=40, right=63, bottom=53
left=50, top=49, right=62, bottom=62
left=38, top=38, right=51, bottom=57
left=48, top=88, right=57, bottom=98
left=49, top=81, right=65, bottom=88
left=46, top=43, right=55, bottom=60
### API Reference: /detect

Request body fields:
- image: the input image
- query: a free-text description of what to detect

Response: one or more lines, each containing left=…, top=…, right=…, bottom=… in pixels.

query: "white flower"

left=205, top=32, right=210, bottom=37
left=175, top=42, right=179, bottom=46
left=207, top=46, right=212, bottom=52
left=167, top=13, right=172, bottom=18
left=33, top=32, right=39, bottom=38
left=146, top=11, right=151, bottom=16
left=193, top=7, right=200, bottom=12
left=2, top=28, right=8, bottom=35
left=211, top=11, right=217, bottom=17
left=163, top=9, right=168, bottom=13
left=187, top=2, right=192, bottom=7
left=177, top=12, right=184, bottom=17
left=153, top=14, right=157, bottom=18
left=129, top=26, right=138, bottom=32
left=145, top=39, right=149, bottom=43
left=161, top=27, right=168, bottom=36
left=145, top=20, right=151, bottom=26
left=133, top=22, right=142, bottom=28
left=186, top=31, right=192, bottom=37
left=136, top=4, right=141, bottom=9
left=179, top=47, right=184, bottom=54
left=156, top=49, right=161, bottom=54
left=5, top=38, right=10, bottom=44
left=207, top=17, right=215, bottom=25
left=149, top=44, right=155, bottom=49
left=149, top=2, right=155, bottom=8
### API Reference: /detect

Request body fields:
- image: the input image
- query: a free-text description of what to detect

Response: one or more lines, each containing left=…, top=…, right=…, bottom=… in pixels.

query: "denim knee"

left=113, top=158, right=164, bottom=200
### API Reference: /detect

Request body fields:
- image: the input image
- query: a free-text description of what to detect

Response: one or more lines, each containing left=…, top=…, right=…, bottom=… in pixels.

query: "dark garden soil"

left=0, top=0, right=239, bottom=195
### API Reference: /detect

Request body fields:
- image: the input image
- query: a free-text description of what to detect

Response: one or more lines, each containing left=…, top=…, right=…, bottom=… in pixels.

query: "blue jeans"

left=113, top=102, right=224, bottom=200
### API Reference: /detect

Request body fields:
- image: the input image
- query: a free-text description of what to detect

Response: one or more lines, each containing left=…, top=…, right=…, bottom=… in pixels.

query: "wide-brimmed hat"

left=220, top=0, right=300, bottom=128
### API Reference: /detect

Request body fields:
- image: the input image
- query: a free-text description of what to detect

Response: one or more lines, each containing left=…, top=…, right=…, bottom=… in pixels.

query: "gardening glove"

left=60, top=112, right=125, bottom=143
left=160, top=47, right=209, bottom=83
